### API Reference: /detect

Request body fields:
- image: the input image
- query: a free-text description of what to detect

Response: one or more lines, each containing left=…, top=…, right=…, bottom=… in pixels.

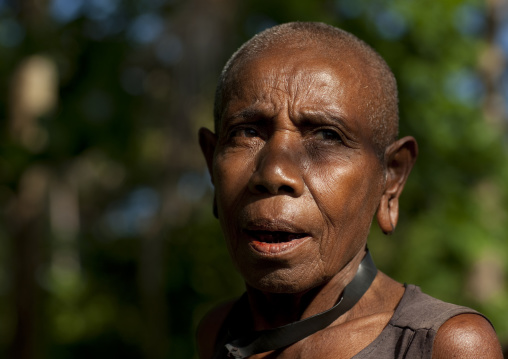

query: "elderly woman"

left=197, top=22, right=502, bottom=359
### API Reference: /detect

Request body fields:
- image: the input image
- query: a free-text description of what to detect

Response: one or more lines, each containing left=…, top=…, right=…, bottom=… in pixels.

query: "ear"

left=198, top=127, right=218, bottom=183
left=377, top=136, right=418, bottom=234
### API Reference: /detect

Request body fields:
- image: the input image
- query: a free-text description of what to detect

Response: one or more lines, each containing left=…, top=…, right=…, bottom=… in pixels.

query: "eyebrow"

left=223, top=105, right=275, bottom=124
left=297, top=108, right=356, bottom=135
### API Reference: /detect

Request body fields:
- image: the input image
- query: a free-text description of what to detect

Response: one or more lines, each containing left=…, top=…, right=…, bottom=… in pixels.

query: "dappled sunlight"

left=1, top=0, right=508, bottom=358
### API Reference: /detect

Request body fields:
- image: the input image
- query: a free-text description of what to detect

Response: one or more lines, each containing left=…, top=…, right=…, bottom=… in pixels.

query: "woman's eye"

left=316, top=129, right=343, bottom=143
left=232, top=128, right=258, bottom=138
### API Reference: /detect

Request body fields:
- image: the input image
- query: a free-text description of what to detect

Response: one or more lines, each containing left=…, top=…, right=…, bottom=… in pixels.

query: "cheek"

left=214, top=152, right=252, bottom=196
left=213, top=154, right=254, bottom=244
left=310, top=162, right=383, bottom=244
left=309, top=165, right=366, bottom=217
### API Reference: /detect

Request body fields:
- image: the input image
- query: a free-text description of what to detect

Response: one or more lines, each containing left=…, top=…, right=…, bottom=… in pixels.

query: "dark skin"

left=198, top=43, right=503, bottom=358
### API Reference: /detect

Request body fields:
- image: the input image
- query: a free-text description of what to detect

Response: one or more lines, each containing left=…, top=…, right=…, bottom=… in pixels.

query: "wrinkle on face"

left=213, top=45, right=387, bottom=294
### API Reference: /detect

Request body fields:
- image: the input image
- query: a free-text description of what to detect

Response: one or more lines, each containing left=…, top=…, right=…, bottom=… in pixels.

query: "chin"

left=243, top=267, right=326, bottom=294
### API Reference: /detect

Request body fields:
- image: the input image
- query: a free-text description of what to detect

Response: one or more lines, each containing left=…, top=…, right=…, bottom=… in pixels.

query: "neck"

left=246, top=248, right=367, bottom=331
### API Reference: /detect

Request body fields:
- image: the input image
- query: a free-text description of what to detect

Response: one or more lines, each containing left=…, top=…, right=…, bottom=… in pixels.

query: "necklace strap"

left=225, top=251, right=378, bottom=358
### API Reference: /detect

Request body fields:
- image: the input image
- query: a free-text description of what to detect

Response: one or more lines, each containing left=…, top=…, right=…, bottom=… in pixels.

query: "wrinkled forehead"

left=222, top=45, right=374, bottom=118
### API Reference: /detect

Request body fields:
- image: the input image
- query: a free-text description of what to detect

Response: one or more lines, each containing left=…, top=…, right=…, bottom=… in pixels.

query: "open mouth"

left=245, top=230, right=308, bottom=243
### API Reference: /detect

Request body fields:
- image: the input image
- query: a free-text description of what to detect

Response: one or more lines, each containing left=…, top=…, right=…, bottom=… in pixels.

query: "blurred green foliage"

left=0, top=0, right=507, bottom=358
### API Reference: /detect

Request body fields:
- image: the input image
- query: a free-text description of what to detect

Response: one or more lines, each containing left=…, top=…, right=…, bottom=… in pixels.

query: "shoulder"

left=389, top=285, right=483, bottom=331
left=196, top=300, right=236, bottom=359
left=432, top=313, right=503, bottom=359
left=386, top=285, right=502, bottom=358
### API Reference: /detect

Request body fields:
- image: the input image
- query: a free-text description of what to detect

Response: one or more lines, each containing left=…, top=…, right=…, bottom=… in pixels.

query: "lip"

left=248, top=235, right=311, bottom=255
left=243, top=218, right=312, bottom=255
left=243, top=218, right=308, bottom=233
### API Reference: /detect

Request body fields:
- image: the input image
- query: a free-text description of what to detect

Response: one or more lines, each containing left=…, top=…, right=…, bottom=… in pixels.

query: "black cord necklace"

left=224, top=251, right=378, bottom=358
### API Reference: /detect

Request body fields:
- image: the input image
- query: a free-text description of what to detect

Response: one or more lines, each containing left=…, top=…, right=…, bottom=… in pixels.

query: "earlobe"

left=376, top=136, right=418, bottom=234
left=212, top=195, right=218, bottom=219
left=377, top=195, right=396, bottom=234
left=198, top=127, right=218, bottom=183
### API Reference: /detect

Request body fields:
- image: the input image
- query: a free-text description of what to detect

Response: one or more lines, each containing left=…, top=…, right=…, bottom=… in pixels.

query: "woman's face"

left=205, top=46, right=386, bottom=294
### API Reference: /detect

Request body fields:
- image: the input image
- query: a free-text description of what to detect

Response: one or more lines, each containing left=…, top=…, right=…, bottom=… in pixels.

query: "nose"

left=248, top=134, right=305, bottom=197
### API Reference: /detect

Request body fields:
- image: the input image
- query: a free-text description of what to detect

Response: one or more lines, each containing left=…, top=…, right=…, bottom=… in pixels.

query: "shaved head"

left=213, top=21, right=399, bottom=157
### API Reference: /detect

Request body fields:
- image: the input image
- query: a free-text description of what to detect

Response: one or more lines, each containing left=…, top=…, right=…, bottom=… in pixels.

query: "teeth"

left=257, top=233, right=274, bottom=242
left=250, top=231, right=307, bottom=242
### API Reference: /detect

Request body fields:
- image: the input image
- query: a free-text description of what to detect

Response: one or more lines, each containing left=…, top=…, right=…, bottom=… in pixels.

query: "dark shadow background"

left=1, top=0, right=508, bottom=358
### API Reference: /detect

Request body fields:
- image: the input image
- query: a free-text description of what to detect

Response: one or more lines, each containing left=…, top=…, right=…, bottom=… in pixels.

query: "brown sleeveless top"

left=213, top=284, right=487, bottom=359
left=352, top=284, right=485, bottom=358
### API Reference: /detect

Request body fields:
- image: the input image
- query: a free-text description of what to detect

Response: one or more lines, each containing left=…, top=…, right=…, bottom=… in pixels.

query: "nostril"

left=253, top=184, right=295, bottom=195
left=280, top=185, right=294, bottom=194
left=255, top=184, right=269, bottom=193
